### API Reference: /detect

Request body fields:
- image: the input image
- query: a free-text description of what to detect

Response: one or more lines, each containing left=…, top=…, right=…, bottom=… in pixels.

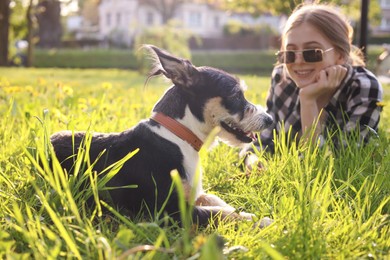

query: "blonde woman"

left=244, top=3, right=383, bottom=165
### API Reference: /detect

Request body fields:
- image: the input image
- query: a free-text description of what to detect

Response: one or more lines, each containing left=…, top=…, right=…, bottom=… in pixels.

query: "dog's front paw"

left=253, top=217, right=274, bottom=228
left=239, top=211, right=256, bottom=220
left=243, top=153, right=265, bottom=176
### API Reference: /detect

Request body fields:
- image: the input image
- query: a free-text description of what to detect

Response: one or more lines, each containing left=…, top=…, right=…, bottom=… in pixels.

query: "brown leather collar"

left=150, top=112, right=203, bottom=151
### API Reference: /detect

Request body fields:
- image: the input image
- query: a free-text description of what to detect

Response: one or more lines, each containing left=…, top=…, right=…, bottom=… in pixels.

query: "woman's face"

left=284, top=23, right=345, bottom=88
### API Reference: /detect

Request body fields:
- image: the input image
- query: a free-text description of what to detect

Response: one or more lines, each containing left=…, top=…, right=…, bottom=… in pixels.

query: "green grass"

left=0, top=67, right=389, bottom=259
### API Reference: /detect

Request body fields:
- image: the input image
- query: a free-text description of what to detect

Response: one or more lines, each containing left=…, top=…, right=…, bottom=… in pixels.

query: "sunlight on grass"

left=0, top=67, right=389, bottom=258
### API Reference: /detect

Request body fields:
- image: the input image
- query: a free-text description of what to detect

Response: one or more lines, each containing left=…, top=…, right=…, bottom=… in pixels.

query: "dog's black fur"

left=50, top=45, right=273, bottom=227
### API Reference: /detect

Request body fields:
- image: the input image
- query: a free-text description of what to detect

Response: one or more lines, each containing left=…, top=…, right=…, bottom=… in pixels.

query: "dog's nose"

left=262, top=113, right=274, bottom=128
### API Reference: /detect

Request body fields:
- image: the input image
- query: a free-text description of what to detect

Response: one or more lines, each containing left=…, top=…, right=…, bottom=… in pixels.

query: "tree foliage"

left=141, top=0, right=187, bottom=23
left=217, top=0, right=381, bottom=26
left=222, top=0, right=301, bottom=16
left=80, top=0, right=99, bottom=26
left=133, top=19, right=195, bottom=72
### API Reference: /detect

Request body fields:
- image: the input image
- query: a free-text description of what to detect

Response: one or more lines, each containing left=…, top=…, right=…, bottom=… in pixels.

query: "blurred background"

left=0, top=0, right=389, bottom=79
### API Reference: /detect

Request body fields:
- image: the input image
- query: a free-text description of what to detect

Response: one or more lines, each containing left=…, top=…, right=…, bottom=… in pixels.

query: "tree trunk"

left=0, top=0, right=10, bottom=66
left=36, top=0, right=62, bottom=48
left=26, top=0, right=34, bottom=67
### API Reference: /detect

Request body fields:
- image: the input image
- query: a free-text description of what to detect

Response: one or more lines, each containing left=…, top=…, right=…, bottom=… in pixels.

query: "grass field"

left=0, top=67, right=389, bottom=259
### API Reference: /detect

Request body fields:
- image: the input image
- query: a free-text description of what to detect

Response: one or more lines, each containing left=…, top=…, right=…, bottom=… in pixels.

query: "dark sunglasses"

left=276, top=47, right=334, bottom=64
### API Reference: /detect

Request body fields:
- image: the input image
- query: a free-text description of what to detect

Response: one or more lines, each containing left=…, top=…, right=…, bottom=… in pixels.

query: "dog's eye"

left=223, top=90, right=247, bottom=113
left=229, top=91, right=243, bottom=100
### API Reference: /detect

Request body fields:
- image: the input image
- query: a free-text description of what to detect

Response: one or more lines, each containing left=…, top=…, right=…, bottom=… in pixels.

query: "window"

left=189, top=12, right=202, bottom=27
left=146, top=12, right=154, bottom=25
left=116, top=13, right=121, bottom=26
left=381, top=18, right=390, bottom=29
left=381, top=0, right=390, bottom=7
left=214, top=16, right=220, bottom=28
left=107, top=13, right=111, bottom=27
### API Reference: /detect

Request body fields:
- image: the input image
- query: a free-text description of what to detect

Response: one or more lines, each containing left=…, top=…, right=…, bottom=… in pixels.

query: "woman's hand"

left=299, top=65, right=348, bottom=101
left=298, top=65, right=348, bottom=142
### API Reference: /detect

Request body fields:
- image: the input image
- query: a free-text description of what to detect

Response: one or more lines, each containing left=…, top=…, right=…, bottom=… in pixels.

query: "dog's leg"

left=195, top=193, right=234, bottom=209
left=195, top=193, right=255, bottom=221
left=192, top=205, right=245, bottom=227
left=183, top=174, right=255, bottom=223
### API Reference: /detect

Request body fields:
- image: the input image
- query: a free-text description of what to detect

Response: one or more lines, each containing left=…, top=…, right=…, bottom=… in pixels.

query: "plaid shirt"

left=256, top=64, right=383, bottom=153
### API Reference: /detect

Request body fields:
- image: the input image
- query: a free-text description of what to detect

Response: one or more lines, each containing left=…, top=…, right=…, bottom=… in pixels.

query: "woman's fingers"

left=323, top=65, right=348, bottom=88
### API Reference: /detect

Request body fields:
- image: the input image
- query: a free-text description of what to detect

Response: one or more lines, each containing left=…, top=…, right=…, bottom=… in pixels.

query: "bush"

left=223, top=20, right=277, bottom=37
left=33, top=48, right=139, bottom=69
left=32, top=46, right=381, bottom=76
left=368, top=34, right=390, bottom=45
left=32, top=48, right=277, bottom=75
left=133, top=20, right=195, bottom=72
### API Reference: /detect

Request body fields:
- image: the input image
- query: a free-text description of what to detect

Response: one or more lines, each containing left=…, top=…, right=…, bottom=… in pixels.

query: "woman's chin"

left=293, top=76, right=316, bottom=88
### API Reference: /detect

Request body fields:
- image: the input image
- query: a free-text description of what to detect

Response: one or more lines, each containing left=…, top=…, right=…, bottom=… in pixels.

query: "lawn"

left=0, top=67, right=389, bottom=259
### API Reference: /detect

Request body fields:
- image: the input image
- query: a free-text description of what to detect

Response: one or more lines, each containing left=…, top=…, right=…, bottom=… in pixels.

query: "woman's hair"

left=281, top=3, right=365, bottom=66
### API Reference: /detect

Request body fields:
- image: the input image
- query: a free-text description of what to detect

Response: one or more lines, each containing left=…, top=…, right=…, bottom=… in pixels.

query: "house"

left=374, top=0, right=390, bottom=35
left=97, top=0, right=283, bottom=48
left=98, top=0, right=229, bottom=47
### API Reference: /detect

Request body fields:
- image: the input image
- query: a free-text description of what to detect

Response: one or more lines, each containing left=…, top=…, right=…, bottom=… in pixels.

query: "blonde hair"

left=281, top=3, right=365, bottom=66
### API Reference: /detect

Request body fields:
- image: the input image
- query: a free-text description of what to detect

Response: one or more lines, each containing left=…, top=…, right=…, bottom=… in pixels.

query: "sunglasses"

left=276, top=47, right=334, bottom=64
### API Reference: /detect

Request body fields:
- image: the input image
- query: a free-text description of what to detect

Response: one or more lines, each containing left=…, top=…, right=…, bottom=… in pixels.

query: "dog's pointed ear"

left=145, top=45, right=199, bottom=88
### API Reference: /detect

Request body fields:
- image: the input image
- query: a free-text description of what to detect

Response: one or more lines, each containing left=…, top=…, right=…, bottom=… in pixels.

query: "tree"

left=134, top=20, right=194, bottom=72
left=0, top=0, right=10, bottom=66
left=140, top=0, right=187, bottom=23
left=81, top=0, right=99, bottom=26
left=219, top=0, right=301, bottom=16
left=218, top=0, right=381, bottom=24
left=26, top=0, right=36, bottom=67
left=36, top=0, right=62, bottom=48
left=218, top=0, right=381, bottom=54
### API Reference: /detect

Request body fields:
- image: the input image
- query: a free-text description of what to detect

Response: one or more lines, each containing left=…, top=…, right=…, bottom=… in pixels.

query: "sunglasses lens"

left=277, top=49, right=324, bottom=63
left=303, top=49, right=323, bottom=62
left=277, top=51, right=295, bottom=64
left=285, top=51, right=295, bottom=64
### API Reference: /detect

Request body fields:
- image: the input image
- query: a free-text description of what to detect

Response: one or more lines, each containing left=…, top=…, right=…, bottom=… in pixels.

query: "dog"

left=50, top=45, right=273, bottom=227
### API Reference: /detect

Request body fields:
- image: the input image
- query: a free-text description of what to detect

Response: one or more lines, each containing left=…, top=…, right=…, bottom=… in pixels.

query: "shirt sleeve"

left=332, top=67, right=383, bottom=145
left=257, top=69, right=279, bottom=153
left=324, top=67, right=383, bottom=147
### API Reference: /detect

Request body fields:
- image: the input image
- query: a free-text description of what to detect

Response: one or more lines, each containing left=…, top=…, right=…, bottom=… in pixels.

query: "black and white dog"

left=50, top=45, right=273, bottom=227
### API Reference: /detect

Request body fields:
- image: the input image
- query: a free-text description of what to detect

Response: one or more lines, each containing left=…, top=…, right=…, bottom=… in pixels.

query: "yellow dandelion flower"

left=102, top=82, right=113, bottom=90
left=78, top=97, right=87, bottom=104
left=131, top=103, right=143, bottom=110
left=37, top=77, right=47, bottom=86
left=78, top=103, right=88, bottom=111
left=376, top=101, right=385, bottom=107
left=53, top=108, right=68, bottom=122
left=4, top=86, right=22, bottom=93
left=55, top=92, right=64, bottom=100
left=0, top=77, right=10, bottom=87
left=192, top=234, right=207, bottom=250
left=25, top=85, right=34, bottom=93
left=261, top=91, right=268, bottom=100
left=89, top=98, right=98, bottom=107
left=63, top=85, right=74, bottom=96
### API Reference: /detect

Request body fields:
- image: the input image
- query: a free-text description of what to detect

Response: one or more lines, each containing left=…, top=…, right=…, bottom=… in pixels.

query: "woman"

left=244, top=3, right=383, bottom=165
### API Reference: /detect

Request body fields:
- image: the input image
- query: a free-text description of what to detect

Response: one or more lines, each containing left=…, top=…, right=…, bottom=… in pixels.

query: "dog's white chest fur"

left=147, top=121, right=203, bottom=197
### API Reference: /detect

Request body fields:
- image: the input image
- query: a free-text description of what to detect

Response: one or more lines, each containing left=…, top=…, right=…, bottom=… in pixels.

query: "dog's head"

left=145, top=45, right=273, bottom=147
